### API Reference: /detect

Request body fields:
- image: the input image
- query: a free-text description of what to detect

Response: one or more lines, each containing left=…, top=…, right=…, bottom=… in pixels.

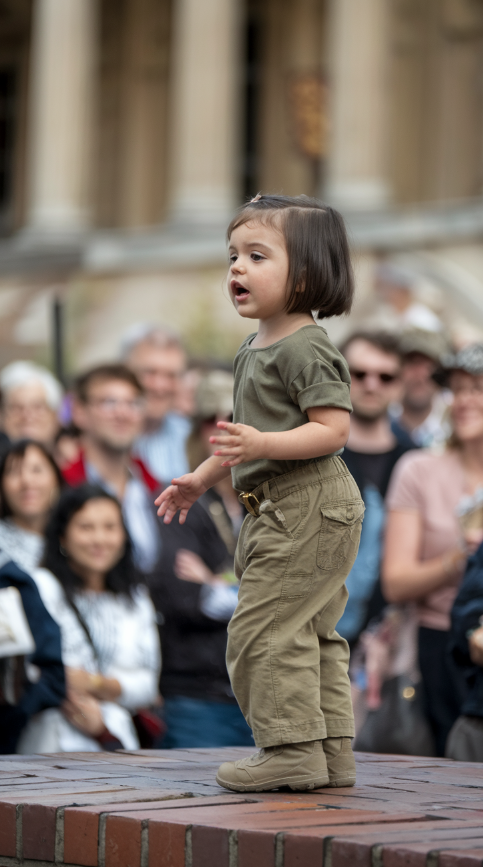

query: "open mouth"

left=232, top=281, right=250, bottom=300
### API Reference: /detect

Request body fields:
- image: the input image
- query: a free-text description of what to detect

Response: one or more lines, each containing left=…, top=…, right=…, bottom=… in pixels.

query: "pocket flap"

left=321, top=500, right=365, bottom=526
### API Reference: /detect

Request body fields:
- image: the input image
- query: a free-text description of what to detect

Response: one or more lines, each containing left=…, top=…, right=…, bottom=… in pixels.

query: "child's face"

left=227, top=220, right=290, bottom=322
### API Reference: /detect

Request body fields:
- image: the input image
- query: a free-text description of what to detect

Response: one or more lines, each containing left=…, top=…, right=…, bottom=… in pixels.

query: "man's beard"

left=352, top=405, right=389, bottom=424
left=96, top=435, right=132, bottom=455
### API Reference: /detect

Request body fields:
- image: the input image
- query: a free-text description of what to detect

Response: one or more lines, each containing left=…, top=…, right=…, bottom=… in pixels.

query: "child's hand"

left=155, top=473, right=207, bottom=524
left=210, top=421, right=265, bottom=467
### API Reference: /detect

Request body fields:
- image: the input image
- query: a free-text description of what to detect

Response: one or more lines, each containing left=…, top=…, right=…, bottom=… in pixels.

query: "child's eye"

left=251, top=252, right=265, bottom=262
left=229, top=254, right=238, bottom=264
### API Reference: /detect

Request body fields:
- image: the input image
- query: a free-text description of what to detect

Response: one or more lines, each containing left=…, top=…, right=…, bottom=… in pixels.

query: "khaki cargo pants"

left=227, top=456, right=364, bottom=749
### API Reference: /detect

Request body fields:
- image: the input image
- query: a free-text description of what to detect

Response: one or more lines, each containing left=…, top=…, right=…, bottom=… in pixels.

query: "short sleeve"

left=386, top=451, right=426, bottom=513
left=290, top=359, right=352, bottom=413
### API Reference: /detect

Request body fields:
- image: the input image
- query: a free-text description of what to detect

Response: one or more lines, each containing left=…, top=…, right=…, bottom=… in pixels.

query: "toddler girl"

left=156, top=194, right=364, bottom=792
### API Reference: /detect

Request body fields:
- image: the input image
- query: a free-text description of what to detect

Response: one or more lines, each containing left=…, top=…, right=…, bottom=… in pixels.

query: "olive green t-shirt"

left=231, top=324, right=352, bottom=492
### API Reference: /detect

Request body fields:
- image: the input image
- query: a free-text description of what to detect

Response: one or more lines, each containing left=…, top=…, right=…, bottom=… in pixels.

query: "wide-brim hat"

left=433, top=343, right=483, bottom=387
left=398, top=328, right=450, bottom=364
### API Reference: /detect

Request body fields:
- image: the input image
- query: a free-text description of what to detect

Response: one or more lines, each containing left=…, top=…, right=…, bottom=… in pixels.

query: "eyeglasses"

left=349, top=368, right=399, bottom=384
left=4, top=401, right=52, bottom=416
left=88, top=398, right=145, bottom=413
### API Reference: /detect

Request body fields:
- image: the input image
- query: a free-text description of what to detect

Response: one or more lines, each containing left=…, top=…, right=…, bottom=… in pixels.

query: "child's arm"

left=211, top=406, right=350, bottom=467
left=155, top=456, right=231, bottom=524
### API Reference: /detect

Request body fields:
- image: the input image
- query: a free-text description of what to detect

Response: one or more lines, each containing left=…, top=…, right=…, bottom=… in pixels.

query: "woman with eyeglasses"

left=382, top=344, right=483, bottom=756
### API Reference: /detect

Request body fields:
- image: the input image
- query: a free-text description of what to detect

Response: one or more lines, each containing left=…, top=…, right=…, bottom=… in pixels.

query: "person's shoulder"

left=392, top=446, right=451, bottom=480
left=130, top=584, right=156, bottom=613
left=61, top=454, right=87, bottom=486
left=234, top=333, right=256, bottom=360
left=297, top=325, right=348, bottom=367
left=31, top=568, right=65, bottom=608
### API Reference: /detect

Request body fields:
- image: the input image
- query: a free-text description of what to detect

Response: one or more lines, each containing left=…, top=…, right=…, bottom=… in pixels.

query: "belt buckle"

left=240, top=491, right=260, bottom=517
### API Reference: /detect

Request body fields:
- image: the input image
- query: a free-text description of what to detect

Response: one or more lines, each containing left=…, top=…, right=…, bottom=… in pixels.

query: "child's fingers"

left=209, top=434, right=239, bottom=446
left=216, top=420, right=238, bottom=433
left=221, top=456, right=243, bottom=467
left=213, top=446, right=241, bottom=457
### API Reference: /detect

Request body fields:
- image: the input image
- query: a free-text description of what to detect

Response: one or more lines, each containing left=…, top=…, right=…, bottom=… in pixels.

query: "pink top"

left=386, top=448, right=466, bottom=631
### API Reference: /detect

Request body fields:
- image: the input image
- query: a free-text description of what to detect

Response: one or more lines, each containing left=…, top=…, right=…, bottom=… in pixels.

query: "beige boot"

left=323, top=736, right=356, bottom=787
left=216, top=740, right=330, bottom=793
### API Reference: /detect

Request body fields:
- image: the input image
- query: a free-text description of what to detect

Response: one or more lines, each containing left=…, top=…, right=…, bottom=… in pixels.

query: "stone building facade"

left=1, top=0, right=483, bottom=371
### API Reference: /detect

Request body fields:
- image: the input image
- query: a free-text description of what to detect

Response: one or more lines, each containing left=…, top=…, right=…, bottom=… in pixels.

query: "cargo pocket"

left=317, top=499, right=365, bottom=571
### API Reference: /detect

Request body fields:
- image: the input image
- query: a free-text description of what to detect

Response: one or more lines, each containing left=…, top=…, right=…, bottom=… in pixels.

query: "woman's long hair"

left=42, top=484, right=141, bottom=602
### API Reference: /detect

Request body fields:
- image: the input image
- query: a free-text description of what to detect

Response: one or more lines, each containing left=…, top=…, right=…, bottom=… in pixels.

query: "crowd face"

left=61, top=497, right=126, bottom=582
left=345, top=339, right=402, bottom=422
left=450, top=370, right=483, bottom=444
left=1, top=383, right=59, bottom=446
left=2, top=445, right=60, bottom=525
left=127, top=343, right=186, bottom=425
left=73, top=378, right=144, bottom=453
left=401, top=352, right=438, bottom=413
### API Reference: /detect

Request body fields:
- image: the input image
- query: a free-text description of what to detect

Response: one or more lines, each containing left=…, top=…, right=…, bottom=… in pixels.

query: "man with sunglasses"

left=336, top=330, right=417, bottom=645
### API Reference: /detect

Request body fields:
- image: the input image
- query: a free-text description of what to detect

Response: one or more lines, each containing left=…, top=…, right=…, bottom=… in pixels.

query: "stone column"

left=168, top=0, right=240, bottom=225
left=26, top=0, right=96, bottom=236
left=324, top=0, right=390, bottom=211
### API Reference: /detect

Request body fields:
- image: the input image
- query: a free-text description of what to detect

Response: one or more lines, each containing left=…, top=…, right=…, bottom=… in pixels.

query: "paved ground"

left=0, top=749, right=483, bottom=866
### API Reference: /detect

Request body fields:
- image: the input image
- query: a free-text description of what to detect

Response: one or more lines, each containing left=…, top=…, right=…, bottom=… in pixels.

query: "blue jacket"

left=0, top=559, right=65, bottom=752
left=450, top=541, right=483, bottom=718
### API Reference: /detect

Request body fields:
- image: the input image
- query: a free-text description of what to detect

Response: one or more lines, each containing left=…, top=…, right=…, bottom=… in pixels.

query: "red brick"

left=284, top=834, right=324, bottom=867
left=22, top=804, right=57, bottom=861
left=148, top=821, right=187, bottom=867
left=382, top=846, right=429, bottom=867
left=440, top=851, right=483, bottom=867
left=105, top=815, right=142, bottom=867
left=148, top=822, right=186, bottom=867
left=237, top=829, right=276, bottom=867
left=0, top=802, right=16, bottom=857
left=331, top=839, right=372, bottom=867
left=64, top=809, right=99, bottom=866
left=191, top=825, right=229, bottom=867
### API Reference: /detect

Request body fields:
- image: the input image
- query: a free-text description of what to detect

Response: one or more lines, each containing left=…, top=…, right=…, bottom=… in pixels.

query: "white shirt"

left=0, top=519, right=44, bottom=575
left=17, top=569, right=161, bottom=753
left=134, top=413, right=191, bottom=485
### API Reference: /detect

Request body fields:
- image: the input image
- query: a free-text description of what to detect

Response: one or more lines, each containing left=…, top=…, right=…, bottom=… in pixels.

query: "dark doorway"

left=243, top=7, right=262, bottom=201
left=0, top=66, right=16, bottom=234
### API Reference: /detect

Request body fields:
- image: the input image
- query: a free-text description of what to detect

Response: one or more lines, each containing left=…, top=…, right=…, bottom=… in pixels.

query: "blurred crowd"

left=3, top=296, right=483, bottom=762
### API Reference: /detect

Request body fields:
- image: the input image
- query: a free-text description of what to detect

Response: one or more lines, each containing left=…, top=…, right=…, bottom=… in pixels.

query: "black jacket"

left=0, top=559, right=65, bottom=753
left=149, top=491, right=237, bottom=703
left=450, top=541, right=483, bottom=719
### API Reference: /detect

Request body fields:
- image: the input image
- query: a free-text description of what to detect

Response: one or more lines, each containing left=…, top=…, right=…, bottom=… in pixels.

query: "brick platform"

left=0, top=750, right=483, bottom=867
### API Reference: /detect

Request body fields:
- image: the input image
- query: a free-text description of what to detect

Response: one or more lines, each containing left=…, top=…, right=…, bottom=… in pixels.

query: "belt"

left=238, top=490, right=261, bottom=517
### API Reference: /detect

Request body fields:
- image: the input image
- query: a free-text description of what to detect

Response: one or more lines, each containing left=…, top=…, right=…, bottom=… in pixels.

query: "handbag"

left=352, top=605, right=436, bottom=756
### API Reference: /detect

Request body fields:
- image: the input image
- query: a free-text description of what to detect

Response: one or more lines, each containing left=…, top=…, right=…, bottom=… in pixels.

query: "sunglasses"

left=349, top=368, right=399, bottom=384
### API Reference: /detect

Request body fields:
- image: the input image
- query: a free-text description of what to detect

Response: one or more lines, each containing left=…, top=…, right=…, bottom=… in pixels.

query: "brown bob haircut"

left=75, top=363, right=144, bottom=403
left=227, top=194, right=354, bottom=319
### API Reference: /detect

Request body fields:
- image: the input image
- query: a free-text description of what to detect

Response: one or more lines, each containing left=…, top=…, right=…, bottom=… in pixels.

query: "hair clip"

left=250, top=193, right=262, bottom=203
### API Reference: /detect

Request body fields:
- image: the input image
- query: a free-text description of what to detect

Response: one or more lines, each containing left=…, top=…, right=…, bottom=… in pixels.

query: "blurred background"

left=0, top=0, right=482, bottom=375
